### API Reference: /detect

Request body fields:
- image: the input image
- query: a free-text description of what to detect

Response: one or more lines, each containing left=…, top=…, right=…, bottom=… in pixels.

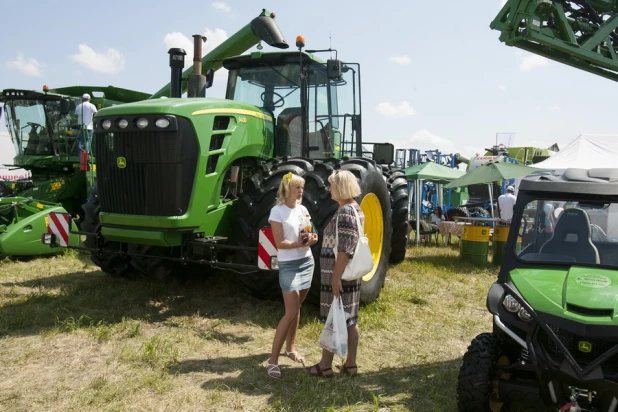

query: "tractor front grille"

left=95, top=117, right=198, bottom=216
left=543, top=324, right=618, bottom=370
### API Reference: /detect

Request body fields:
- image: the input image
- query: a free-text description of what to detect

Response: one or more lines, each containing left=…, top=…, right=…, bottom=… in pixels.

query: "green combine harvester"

left=42, top=9, right=409, bottom=304
left=0, top=86, right=150, bottom=256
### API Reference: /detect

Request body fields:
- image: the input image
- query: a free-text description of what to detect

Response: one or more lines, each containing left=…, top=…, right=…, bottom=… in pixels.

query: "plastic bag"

left=319, top=296, right=348, bottom=358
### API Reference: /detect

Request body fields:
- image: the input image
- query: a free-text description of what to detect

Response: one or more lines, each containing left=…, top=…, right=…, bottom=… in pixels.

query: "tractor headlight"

left=136, top=118, right=148, bottom=129
left=118, top=119, right=129, bottom=129
left=518, top=307, right=532, bottom=322
left=502, top=295, right=521, bottom=313
left=155, top=118, right=170, bottom=128
left=101, top=119, right=112, bottom=130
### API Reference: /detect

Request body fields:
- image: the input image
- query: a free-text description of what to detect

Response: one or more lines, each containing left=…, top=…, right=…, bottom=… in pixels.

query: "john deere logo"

left=578, top=341, right=592, bottom=353
left=117, top=157, right=127, bottom=168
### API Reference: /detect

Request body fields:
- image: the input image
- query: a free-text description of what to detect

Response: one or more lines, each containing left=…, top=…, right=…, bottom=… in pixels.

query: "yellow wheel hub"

left=359, top=193, right=383, bottom=281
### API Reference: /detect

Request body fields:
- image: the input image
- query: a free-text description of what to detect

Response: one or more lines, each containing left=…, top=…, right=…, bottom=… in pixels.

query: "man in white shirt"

left=498, top=185, right=517, bottom=220
left=75, top=93, right=97, bottom=154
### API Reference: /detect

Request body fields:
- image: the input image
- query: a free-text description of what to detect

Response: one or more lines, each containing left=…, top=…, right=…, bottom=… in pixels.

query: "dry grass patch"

left=0, top=246, right=547, bottom=411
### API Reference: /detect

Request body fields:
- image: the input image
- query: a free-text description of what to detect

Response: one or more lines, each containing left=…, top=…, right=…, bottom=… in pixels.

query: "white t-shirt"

left=75, top=102, right=98, bottom=130
left=268, top=203, right=312, bottom=262
left=431, top=213, right=442, bottom=225
left=498, top=193, right=517, bottom=220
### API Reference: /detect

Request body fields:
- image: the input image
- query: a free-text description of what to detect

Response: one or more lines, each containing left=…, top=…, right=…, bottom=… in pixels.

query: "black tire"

left=235, top=157, right=392, bottom=305
left=341, top=158, right=392, bottom=303
left=235, top=157, right=334, bottom=300
left=457, top=333, right=503, bottom=412
left=385, top=169, right=409, bottom=263
left=81, top=186, right=136, bottom=278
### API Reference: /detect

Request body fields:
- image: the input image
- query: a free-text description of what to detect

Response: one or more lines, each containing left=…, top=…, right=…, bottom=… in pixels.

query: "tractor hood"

left=510, top=267, right=618, bottom=324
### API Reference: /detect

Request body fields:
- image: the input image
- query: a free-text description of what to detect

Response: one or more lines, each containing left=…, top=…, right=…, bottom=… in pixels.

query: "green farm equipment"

left=456, top=2, right=618, bottom=410
left=0, top=86, right=150, bottom=256
left=491, top=0, right=618, bottom=82
left=43, top=13, right=408, bottom=303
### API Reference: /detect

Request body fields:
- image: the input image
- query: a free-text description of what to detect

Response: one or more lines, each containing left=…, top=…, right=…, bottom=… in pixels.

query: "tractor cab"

left=223, top=51, right=364, bottom=160
left=1, top=89, right=79, bottom=160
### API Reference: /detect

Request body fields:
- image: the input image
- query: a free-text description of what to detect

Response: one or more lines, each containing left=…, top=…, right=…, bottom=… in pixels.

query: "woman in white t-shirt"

left=265, top=172, right=318, bottom=379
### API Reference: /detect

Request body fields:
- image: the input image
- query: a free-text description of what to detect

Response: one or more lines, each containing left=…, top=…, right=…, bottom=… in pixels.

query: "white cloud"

left=388, top=55, right=411, bottom=65
left=69, top=44, right=125, bottom=74
left=7, top=54, right=44, bottom=77
left=497, top=84, right=506, bottom=90
left=375, top=101, right=416, bottom=118
left=164, top=28, right=229, bottom=81
left=520, top=54, right=550, bottom=72
left=212, top=1, right=231, bottom=12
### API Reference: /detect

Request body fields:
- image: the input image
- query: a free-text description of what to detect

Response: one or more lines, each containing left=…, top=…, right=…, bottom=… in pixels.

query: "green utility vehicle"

left=457, top=168, right=618, bottom=411
left=45, top=33, right=407, bottom=303
left=0, top=86, right=150, bottom=255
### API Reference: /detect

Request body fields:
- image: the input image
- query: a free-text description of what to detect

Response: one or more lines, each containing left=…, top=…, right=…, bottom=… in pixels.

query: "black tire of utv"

left=339, top=159, right=392, bottom=303
left=457, top=332, right=502, bottom=412
left=81, top=187, right=135, bottom=279
left=235, top=158, right=336, bottom=301
left=386, top=170, right=409, bottom=263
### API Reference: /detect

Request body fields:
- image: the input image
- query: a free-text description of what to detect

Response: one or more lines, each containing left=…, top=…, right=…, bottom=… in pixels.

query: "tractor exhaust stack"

left=168, top=48, right=187, bottom=98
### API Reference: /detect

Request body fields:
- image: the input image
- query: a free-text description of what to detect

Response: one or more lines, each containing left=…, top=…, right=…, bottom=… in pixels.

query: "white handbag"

left=335, top=205, right=374, bottom=281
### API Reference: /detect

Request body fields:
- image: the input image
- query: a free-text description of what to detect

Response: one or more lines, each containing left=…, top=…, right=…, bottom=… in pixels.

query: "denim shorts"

left=278, top=256, right=315, bottom=292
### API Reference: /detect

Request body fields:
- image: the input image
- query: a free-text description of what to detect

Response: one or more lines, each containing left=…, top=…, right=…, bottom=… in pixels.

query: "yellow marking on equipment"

left=191, top=108, right=273, bottom=122
left=50, top=181, right=63, bottom=191
left=360, top=193, right=383, bottom=281
left=36, top=203, right=44, bottom=209
left=578, top=341, right=592, bottom=353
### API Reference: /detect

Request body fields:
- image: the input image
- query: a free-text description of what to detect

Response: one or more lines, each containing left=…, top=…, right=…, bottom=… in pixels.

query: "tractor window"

left=4, top=99, right=78, bottom=157
left=515, top=199, right=618, bottom=268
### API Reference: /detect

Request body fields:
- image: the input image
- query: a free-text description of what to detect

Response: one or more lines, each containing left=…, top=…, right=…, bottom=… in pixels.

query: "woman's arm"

left=331, top=252, right=349, bottom=297
left=270, top=220, right=302, bottom=249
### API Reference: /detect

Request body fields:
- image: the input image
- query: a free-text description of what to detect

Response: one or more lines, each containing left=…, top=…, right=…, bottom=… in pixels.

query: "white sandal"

left=266, top=363, right=282, bottom=379
left=284, top=350, right=305, bottom=365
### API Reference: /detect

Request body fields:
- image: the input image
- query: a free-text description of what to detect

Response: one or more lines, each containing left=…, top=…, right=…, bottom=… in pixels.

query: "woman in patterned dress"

left=306, top=170, right=363, bottom=378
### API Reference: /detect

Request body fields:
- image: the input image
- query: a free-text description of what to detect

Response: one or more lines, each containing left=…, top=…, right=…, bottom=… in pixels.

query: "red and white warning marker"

left=258, top=227, right=278, bottom=270
left=47, top=212, right=71, bottom=247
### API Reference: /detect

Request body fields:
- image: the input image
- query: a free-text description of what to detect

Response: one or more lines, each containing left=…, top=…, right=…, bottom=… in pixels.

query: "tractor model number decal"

left=238, top=117, right=248, bottom=124
left=117, top=157, right=127, bottom=169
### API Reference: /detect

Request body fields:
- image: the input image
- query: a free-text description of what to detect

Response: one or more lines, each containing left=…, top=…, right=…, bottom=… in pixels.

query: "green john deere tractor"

left=0, top=86, right=150, bottom=256
left=46, top=33, right=408, bottom=303
left=457, top=169, right=618, bottom=411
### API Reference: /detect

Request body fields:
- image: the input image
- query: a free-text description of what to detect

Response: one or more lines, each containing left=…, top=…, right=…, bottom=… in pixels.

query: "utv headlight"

left=101, top=119, right=112, bottom=130
left=518, top=307, right=532, bottom=322
left=136, top=118, right=149, bottom=129
left=502, top=295, right=521, bottom=313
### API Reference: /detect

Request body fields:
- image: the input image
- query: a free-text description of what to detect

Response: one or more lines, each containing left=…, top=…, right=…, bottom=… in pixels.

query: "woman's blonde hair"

left=276, top=172, right=305, bottom=205
left=328, top=170, right=361, bottom=201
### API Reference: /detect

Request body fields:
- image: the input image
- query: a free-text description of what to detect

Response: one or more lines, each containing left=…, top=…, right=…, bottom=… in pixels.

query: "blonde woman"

left=307, top=169, right=363, bottom=378
left=265, top=172, right=318, bottom=379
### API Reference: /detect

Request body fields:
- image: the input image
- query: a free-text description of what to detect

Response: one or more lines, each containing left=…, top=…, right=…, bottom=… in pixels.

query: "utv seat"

left=539, top=207, right=600, bottom=264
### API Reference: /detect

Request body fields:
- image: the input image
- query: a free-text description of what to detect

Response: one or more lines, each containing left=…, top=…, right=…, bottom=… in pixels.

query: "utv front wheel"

left=457, top=332, right=505, bottom=412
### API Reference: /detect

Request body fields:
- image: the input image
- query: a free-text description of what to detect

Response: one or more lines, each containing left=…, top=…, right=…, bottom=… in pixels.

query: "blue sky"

left=2, top=0, right=616, bottom=160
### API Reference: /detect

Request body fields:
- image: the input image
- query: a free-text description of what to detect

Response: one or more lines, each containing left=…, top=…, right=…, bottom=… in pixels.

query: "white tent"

left=534, top=134, right=618, bottom=170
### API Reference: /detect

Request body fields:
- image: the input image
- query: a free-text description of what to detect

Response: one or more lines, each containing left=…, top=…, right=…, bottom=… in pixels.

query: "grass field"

left=0, top=244, right=547, bottom=411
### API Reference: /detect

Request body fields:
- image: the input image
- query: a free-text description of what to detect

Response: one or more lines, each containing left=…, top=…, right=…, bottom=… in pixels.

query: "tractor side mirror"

left=327, top=59, right=342, bottom=79
left=372, top=143, right=395, bottom=165
left=205, top=69, right=215, bottom=89
left=60, top=99, right=70, bottom=115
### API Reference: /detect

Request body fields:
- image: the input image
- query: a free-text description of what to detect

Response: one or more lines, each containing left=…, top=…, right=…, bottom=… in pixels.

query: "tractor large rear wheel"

left=82, top=187, right=135, bottom=279
left=385, top=169, right=409, bottom=263
left=234, top=157, right=392, bottom=305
